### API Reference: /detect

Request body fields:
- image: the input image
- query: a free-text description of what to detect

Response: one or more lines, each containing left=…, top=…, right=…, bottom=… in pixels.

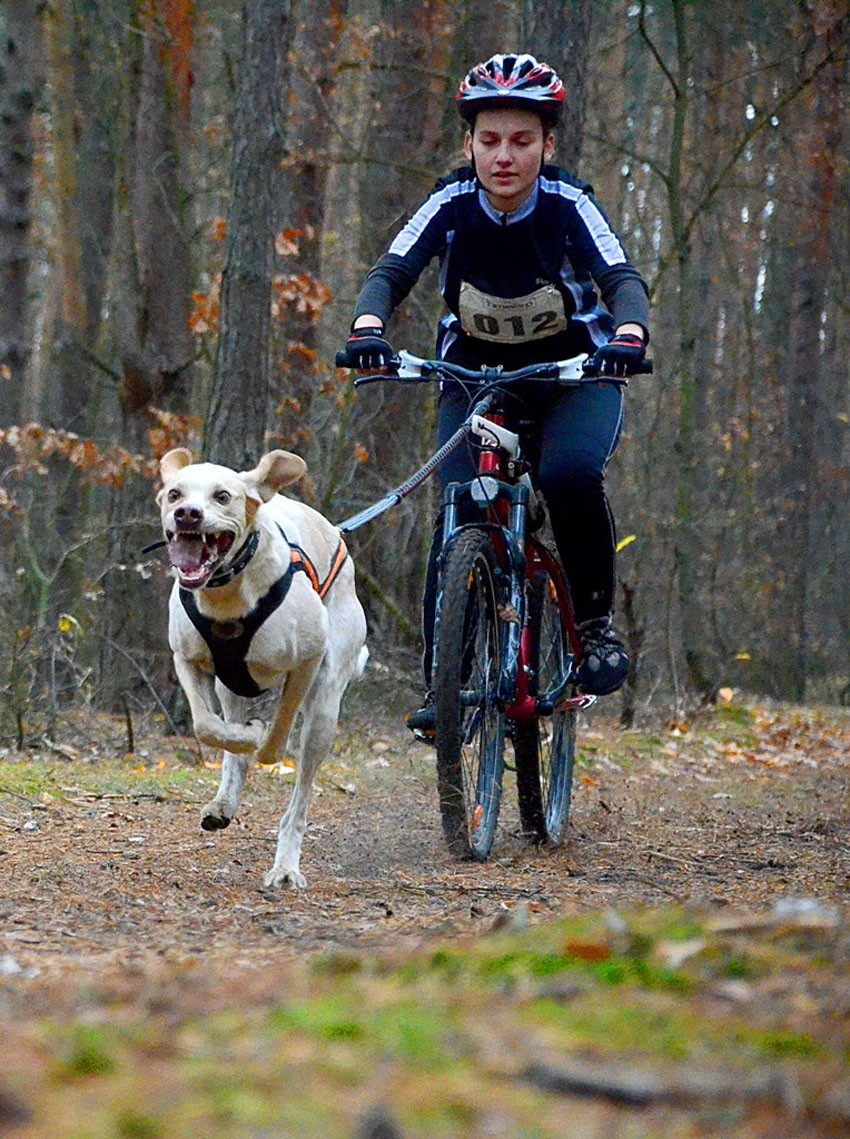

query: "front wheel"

left=434, top=530, right=506, bottom=860
left=514, top=570, right=577, bottom=846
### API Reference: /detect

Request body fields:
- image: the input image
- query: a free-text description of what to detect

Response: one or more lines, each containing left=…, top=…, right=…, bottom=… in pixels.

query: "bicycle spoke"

left=514, top=567, right=576, bottom=846
left=435, top=532, right=506, bottom=860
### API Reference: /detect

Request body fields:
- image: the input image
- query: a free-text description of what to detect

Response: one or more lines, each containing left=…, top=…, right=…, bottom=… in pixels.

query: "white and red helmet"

left=456, top=53, right=566, bottom=125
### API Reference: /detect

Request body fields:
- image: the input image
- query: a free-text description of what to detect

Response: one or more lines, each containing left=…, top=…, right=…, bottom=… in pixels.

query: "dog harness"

left=178, top=527, right=349, bottom=698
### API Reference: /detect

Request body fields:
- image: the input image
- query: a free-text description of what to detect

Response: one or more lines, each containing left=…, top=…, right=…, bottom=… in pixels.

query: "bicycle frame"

left=342, top=347, right=651, bottom=857
left=433, top=390, right=594, bottom=725
left=343, top=349, right=643, bottom=721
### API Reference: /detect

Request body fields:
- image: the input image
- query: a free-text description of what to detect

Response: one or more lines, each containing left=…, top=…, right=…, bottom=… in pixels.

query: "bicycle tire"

left=514, top=569, right=576, bottom=846
left=434, top=530, right=506, bottom=860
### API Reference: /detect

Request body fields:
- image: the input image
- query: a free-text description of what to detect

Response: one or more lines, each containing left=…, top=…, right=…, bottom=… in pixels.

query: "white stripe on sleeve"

left=388, top=179, right=476, bottom=258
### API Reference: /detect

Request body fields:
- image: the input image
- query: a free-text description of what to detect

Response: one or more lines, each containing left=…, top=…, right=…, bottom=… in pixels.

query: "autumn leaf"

left=272, top=272, right=332, bottom=320
left=287, top=426, right=312, bottom=449
left=0, top=488, right=22, bottom=515
left=275, top=227, right=302, bottom=256
left=148, top=408, right=203, bottom=459
left=563, top=940, right=612, bottom=963
left=189, top=275, right=221, bottom=335
left=57, top=613, right=81, bottom=636
left=288, top=342, right=318, bottom=362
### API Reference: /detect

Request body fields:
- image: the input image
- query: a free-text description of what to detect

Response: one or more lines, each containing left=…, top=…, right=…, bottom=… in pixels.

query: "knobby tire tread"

left=513, top=568, right=576, bottom=846
left=434, top=530, right=506, bottom=860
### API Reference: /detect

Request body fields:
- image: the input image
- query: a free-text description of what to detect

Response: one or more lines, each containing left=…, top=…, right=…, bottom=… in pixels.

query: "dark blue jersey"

left=354, top=164, right=649, bottom=367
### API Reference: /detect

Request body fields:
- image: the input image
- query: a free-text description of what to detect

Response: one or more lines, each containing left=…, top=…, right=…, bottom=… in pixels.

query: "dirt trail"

left=0, top=672, right=848, bottom=1137
left=2, top=672, right=847, bottom=974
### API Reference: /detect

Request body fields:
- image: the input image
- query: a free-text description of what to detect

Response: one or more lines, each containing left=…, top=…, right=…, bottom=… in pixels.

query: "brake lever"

left=352, top=372, right=398, bottom=387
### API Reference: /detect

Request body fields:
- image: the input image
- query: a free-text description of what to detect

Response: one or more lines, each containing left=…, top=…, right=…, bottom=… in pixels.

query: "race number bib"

left=458, top=282, right=568, bottom=344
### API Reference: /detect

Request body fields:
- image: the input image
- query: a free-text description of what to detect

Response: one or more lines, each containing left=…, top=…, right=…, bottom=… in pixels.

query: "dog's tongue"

left=168, top=536, right=206, bottom=572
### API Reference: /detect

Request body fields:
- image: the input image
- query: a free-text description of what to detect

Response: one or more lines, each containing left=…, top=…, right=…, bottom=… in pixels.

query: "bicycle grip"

left=335, top=350, right=352, bottom=368
left=582, top=356, right=654, bottom=378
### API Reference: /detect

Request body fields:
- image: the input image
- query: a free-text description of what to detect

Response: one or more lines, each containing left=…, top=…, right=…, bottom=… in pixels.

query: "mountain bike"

left=340, top=348, right=651, bottom=861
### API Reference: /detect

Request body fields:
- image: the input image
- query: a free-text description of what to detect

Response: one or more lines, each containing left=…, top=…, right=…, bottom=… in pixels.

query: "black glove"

left=591, top=332, right=646, bottom=377
left=342, top=326, right=394, bottom=370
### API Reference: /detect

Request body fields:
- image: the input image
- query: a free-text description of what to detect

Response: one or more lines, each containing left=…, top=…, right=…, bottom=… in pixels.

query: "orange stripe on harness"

left=289, top=536, right=348, bottom=599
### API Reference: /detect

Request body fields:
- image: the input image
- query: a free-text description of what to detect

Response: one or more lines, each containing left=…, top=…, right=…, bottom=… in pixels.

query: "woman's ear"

left=543, top=132, right=555, bottom=163
left=463, top=129, right=473, bottom=162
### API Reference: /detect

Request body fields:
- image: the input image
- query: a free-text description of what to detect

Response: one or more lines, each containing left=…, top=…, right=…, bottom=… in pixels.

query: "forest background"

left=0, top=0, right=847, bottom=743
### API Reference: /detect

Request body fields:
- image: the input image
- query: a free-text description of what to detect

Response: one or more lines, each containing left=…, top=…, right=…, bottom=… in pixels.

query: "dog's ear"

left=242, top=450, right=307, bottom=503
left=160, top=448, right=195, bottom=480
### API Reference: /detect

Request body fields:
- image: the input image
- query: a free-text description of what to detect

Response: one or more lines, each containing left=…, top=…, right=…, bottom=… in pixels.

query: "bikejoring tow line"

left=337, top=420, right=471, bottom=535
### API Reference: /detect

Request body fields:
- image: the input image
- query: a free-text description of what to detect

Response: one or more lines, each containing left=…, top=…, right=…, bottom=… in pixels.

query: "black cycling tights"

left=421, top=380, right=624, bottom=688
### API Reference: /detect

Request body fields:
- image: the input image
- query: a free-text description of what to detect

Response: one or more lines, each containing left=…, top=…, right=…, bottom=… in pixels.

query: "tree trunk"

left=521, top=0, right=592, bottom=169
left=659, top=0, right=719, bottom=697
left=769, top=8, right=846, bottom=700
left=270, top=0, right=342, bottom=460
left=0, top=0, right=42, bottom=418
left=206, top=0, right=292, bottom=470
left=42, top=0, right=88, bottom=429
left=127, top=0, right=196, bottom=423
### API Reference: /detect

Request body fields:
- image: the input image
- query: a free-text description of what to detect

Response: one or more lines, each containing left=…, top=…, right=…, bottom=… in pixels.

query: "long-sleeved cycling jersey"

left=353, top=164, right=649, bottom=368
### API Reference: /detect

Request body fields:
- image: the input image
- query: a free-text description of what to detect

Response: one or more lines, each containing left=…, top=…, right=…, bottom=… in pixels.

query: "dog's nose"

left=174, top=504, right=204, bottom=528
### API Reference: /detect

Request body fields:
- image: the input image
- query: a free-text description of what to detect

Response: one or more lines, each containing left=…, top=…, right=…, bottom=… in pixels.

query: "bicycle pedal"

left=410, top=726, right=436, bottom=746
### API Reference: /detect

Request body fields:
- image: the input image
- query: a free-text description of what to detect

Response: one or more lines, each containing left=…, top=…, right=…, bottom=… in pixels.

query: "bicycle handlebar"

left=334, top=348, right=653, bottom=385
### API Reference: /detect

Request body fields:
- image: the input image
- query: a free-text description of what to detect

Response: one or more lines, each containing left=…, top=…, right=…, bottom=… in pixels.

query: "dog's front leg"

left=174, top=655, right=265, bottom=754
left=201, top=748, right=249, bottom=831
left=200, top=687, right=255, bottom=832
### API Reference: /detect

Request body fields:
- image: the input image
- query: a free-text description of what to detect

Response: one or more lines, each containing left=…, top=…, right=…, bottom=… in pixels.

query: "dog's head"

left=156, top=448, right=307, bottom=589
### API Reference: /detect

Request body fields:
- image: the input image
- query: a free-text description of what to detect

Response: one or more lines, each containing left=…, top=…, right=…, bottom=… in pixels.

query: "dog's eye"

left=214, top=490, right=231, bottom=505
left=167, top=488, right=181, bottom=503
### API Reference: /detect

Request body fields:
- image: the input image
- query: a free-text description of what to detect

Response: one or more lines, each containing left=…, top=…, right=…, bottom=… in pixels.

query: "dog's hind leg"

left=200, top=688, right=255, bottom=831
left=263, top=663, right=350, bottom=891
left=253, top=657, right=323, bottom=768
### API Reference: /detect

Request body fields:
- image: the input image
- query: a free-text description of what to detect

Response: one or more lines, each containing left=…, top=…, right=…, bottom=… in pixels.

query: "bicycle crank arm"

left=554, top=693, right=597, bottom=713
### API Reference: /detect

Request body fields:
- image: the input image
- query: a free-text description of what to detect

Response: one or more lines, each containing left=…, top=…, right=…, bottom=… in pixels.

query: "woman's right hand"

left=342, top=326, right=394, bottom=370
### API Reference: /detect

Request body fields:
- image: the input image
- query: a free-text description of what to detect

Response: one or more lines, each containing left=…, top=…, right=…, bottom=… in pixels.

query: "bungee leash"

left=336, top=420, right=472, bottom=534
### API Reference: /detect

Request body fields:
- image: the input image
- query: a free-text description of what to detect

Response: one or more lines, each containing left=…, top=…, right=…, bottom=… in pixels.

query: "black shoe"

left=406, top=693, right=436, bottom=742
left=576, top=617, right=629, bottom=696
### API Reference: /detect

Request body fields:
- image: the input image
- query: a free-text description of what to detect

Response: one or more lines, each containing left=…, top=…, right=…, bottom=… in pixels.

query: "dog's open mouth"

left=166, top=530, right=236, bottom=588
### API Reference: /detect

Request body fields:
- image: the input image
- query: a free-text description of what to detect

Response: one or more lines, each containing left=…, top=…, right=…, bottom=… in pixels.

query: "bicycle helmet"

left=456, top=53, right=565, bottom=126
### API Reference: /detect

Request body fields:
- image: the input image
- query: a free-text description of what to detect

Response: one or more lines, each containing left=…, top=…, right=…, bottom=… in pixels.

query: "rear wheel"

left=434, top=530, right=506, bottom=860
left=514, top=570, right=576, bottom=846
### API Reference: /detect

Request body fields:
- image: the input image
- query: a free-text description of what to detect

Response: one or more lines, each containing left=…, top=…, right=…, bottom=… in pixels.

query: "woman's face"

left=464, top=107, right=555, bottom=214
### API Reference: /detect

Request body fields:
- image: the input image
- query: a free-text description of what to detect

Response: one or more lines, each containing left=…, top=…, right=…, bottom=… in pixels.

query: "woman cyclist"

left=341, top=53, right=650, bottom=733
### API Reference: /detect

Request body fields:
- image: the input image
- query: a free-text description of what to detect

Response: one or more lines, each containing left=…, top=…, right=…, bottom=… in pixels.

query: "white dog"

left=157, top=448, right=368, bottom=890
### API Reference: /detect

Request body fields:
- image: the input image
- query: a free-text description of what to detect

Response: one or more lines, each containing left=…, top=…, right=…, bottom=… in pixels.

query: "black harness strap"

left=178, top=527, right=349, bottom=699
left=179, top=568, right=296, bottom=698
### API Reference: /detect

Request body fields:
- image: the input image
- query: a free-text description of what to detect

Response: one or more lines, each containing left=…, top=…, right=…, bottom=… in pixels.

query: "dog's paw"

left=195, top=716, right=265, bottom=754
left=201, top=805, right=232, bottom=831
left=255, top=745, right=293, bottom=767
left=263, top=865, right=308, bottom=891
